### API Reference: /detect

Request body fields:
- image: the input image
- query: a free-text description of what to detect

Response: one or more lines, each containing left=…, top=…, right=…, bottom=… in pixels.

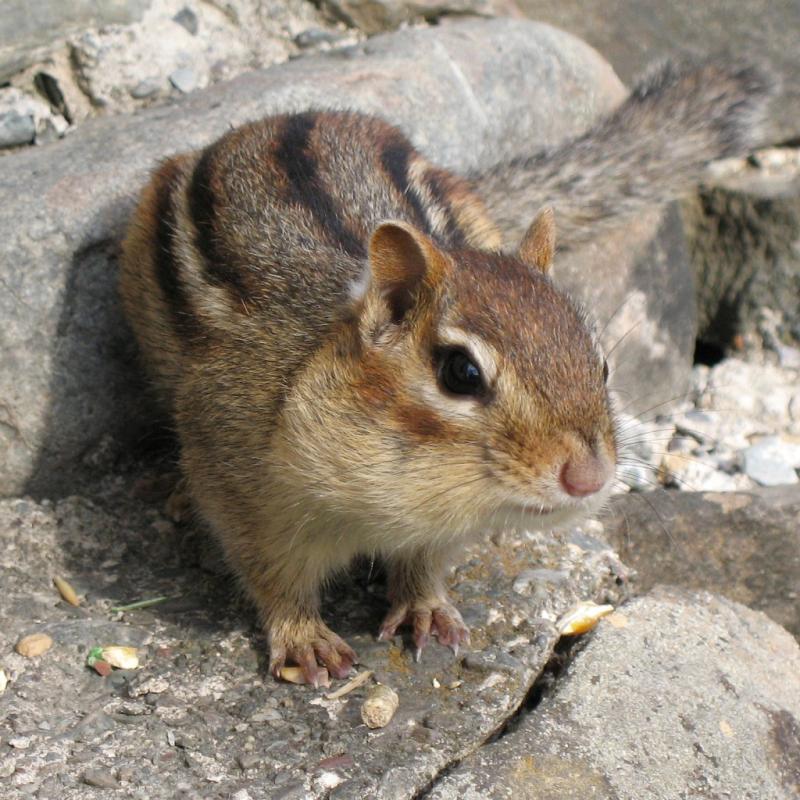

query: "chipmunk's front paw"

left=379, top=598, right=470, bottom=660
left=269, top=620, right=357, bottom=686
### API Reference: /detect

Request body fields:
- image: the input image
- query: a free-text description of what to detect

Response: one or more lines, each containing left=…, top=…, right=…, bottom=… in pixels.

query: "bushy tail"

left=477, top=58, right=773, bottom=249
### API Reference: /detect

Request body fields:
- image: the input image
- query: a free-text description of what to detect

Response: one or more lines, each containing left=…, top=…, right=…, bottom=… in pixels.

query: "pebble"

left=83, top=769, right=120, bottom=789
left=294, top=28, right=341, bottom=49
left=0, top=111, right=36, bottom=148
left=130, top=79, right=162, bottom=99
left=237, top=752, right=261, bottom=771
left=512, top=568, right=569, bottom=594
left=15, top=633, right=53, bottom=658
left=173, top=7, right=199, bottom=35
left=743, top=436, right=800, bottom=486
left=0, top=669, right=7, bottom=694
left=9, top=737, right=31, bottom=749
left=169, top=67, right=199, bottom=94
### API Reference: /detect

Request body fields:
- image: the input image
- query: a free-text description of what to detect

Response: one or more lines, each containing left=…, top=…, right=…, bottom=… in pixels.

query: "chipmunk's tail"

left=477, top=58, right=773, bottom=249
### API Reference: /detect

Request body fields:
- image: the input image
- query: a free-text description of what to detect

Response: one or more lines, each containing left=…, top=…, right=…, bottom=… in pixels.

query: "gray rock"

left=602, top=487, right=800, bottom=637
left=0, top=87, right=52, bottom=149
left=743, top=436, right=800, bottom=486
left=0, top=0, right=152, bottom=82
left=294, top=28, right=345, bottom=49
left=129, top=78, right=162, bottom=99
left=515, top=0, right=800, bottom=143
left=429, top=587, right=800, bottom=800
left=83, top=769, right=120, bottom=789
left=0, top=110, right=35, bottom=148
left=168, top=66, right=199, bottom=94
left=0, top=19, right=629, bottom=497
left=172, top=7, right=199, bottom=36
left=0, top=479, right=628, bottom=798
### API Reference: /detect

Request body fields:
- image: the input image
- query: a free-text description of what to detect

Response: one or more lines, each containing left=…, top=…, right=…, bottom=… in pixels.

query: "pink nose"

left=560, top=454, right=611, bottom=497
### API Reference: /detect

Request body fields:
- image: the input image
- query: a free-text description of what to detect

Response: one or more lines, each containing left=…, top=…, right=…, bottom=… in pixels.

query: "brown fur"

left=119, top=60, right=769, bottom=683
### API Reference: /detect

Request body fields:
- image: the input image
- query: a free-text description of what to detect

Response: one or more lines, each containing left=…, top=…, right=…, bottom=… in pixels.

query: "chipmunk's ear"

left=367, top=221, right=448, bottom=323
left=518, top=207, right=555, bottom=274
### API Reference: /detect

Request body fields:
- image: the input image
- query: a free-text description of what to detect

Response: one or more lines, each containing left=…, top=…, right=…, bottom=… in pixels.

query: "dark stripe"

left=188, top=144, right=250, bottom=301
left=153, top=161, right=201, bottom=336
left=380, top=136, right=432, bottom=234
left=273, top=113, right=366, bottom=257
left=424, top=171, right=468, bottom=248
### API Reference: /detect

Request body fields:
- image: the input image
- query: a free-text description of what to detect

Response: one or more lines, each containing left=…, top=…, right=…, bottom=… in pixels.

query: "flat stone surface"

left=515, top=0, right=800, bottom=143
left=0, top=478, right=628, bottom=798
left=0, top=18, right=628, bottom=498
left=602, top=487, right=800, bottom=638
left=429, top=587, right=800, bottom=800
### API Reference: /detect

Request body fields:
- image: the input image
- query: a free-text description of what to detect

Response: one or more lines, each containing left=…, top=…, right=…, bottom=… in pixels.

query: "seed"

left=53, top=576, right=80, bottom=606
left=556, top=601, right=615, bottom=636
left=101, top=646, right=140, bottom=670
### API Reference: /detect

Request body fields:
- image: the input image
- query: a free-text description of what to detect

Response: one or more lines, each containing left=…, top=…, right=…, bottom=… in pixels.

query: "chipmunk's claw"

left=269, top=620, right=357, bottom=685
left=378, top=599, right=470, bottom=660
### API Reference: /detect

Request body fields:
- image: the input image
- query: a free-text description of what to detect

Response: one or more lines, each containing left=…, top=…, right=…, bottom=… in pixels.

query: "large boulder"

left=602, top=486, right=800, bottom=638
left=0, top=18, right=696, bottom=498
left=429, top=587, right=800, bottom=799
left=0, top=0, right=151, bottom=82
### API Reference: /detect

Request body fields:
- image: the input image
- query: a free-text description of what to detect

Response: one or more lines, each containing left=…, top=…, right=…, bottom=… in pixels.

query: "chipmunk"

left=120, top=58, right=768, bottom=685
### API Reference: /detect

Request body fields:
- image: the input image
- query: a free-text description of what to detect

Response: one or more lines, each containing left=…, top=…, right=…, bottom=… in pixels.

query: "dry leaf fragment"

left=324, top=669, right=373, bottom=700
left=53, top=576, right=80, bottom=606
left=15, top=633, right=53, bottom=658
left=556, top=601, right=614, bottom=636
left=361, top=684, right=399, bottom=729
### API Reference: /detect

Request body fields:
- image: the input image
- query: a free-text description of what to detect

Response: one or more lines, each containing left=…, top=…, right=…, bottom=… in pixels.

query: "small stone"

left=743, top=436, right=800, bottom=486
left=237, top=752, right=260, bottom=771
left=173, top=7, right=198, bottom=35
left=117, top=767, right=134, bottom=783
left=15, top=633, right=53, bottom=658
left=130, top=79, right=162, bottom=99
left=169, top=67, right=198, bottom=94
left=512, top=568, right=569, bottom=594
left=778, top=345, right=800, bottom=370
left=9, top=737, right=31, bottom=749
left=294, top=28, right=341, bottom=49
left=0, top=669, right=7, bottom=694
left=0, top=111, right=35, bottom=147
left=83, top=769, right=119, bottom=789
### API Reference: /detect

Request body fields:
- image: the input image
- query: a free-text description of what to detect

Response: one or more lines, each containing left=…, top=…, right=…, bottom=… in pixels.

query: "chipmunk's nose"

left=559, top=452, right=613, bottom=497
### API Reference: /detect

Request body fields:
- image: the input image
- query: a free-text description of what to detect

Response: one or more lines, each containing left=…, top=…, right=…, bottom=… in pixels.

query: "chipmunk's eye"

left=438, top=349, right=484, bottom=397
left=602, top=358, right=609, bottom=384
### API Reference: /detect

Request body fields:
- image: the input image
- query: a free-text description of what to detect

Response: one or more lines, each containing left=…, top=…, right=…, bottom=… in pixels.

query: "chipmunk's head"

left=281, top=209, right=617, bottom=546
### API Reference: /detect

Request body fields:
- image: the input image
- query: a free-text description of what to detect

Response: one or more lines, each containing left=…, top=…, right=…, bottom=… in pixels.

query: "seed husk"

left=16, top=633, right=53, bottom=658
left=53, top=576, right=80, bottom=606
left=361, top=684, right=398, bottom=728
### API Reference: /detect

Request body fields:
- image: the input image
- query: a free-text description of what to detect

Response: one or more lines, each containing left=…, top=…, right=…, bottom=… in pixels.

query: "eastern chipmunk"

left=120, top=58, right=768, bottom=684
